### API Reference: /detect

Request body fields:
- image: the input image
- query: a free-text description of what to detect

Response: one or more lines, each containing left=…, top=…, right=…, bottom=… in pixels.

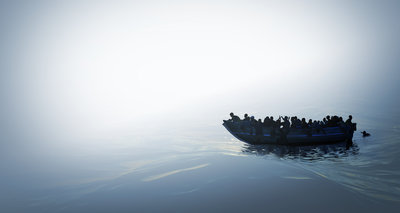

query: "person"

left=239, top=114, right=249, bottom=130
left=345, top=115, right=355, bottom=144
left=308, top=119, right=313, bottom=127
left=345, top=115, right=353, bottom=125
left=362, top=131, right=370, bottom=137
left=294, top=117, right=301, bottom=128
left=337, top=117, right=346, bottom=128
left=326, top=115, right=332, bottom=127
left=275, top=116, right=282, bottom=128
left=322, top=118, right=327, bottom=127
left=263, top=116, right=270, bottom=127
left=282, top=116, right=290, bottom=129
left=313, top=120, right=324, bottom=133
left=331, top=115, right=339, bottom=126
left=319, top=120, right=326, bottom=134
left=229, top=112, right=241, bottom=122
left=290, top=116, right=296, bottom=128
left=301, top=118, right=307, bottom=128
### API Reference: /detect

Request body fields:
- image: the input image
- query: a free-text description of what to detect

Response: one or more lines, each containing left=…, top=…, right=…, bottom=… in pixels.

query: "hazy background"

left=1, top=1, right=400, bottom=212
left=1, top=0, right=400, bottom=142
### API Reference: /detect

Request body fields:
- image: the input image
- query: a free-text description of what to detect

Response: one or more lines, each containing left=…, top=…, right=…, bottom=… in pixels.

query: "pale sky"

left=1, top=0, right=400, bottom=141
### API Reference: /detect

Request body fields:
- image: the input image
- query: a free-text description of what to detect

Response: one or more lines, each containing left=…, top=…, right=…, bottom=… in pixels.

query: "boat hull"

left=223, top=121, right=354, bottom=146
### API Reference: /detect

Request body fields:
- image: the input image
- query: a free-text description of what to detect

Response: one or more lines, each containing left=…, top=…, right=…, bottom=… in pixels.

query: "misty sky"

left=1, top=0, right=400, bottom=147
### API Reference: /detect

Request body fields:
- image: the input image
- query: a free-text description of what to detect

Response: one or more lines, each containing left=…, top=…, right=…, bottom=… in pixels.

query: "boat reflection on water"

left=242, top=142, right=359, bottom=162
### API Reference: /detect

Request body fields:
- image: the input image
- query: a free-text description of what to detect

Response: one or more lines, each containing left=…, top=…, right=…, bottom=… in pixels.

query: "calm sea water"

left=1, top=100, right=400, bottom=213
left=2, top=1, right=400, bottom=212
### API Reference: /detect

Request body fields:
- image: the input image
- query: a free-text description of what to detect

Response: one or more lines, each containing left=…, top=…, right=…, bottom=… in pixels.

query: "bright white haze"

left=2, top=0, right=399, bottom=139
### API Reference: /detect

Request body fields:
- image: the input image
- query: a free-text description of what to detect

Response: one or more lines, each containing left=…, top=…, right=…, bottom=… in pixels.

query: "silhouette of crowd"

left=228, top=112, right=354, bottom=130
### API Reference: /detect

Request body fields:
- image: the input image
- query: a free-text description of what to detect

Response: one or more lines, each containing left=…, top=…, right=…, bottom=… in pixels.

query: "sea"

left=2, top=1, right=400, bottom=212
left=1, top=94, right=399, bottom=213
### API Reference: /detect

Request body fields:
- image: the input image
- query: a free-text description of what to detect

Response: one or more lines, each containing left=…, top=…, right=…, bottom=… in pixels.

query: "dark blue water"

left=1, top=100, right=399, bottom=213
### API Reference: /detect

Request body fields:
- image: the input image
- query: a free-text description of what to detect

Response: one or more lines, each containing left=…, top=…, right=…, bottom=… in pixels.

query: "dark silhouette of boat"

left=222, top=120, right=356, bottom=146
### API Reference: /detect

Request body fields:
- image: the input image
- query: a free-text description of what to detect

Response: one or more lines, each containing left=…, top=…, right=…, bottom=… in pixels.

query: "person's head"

left=244, top=113, right=248, bottom=118
left=349, top=115, right=352, bottom=120
left=327, top=115, right=330, bottom=120
left=230, top=112, right=234, bottom=117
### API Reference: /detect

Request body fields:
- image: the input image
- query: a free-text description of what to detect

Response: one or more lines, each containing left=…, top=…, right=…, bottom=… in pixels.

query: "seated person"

left=229, top=112, right=241, bottom=122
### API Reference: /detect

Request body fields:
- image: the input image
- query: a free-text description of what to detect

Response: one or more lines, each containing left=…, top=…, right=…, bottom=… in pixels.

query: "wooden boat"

left=222, top=120, right=356, bottom=146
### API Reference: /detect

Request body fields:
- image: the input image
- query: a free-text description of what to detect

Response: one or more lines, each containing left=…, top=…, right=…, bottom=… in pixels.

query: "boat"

left=222, top=120, right=356, bottom=146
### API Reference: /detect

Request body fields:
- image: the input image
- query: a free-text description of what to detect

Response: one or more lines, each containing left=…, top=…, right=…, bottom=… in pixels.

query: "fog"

left=1, top=0, right=400, bottom=151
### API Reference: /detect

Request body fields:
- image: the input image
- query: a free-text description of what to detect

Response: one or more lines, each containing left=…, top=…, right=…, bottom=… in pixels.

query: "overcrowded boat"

left=223, top=113, right=356, bottom=146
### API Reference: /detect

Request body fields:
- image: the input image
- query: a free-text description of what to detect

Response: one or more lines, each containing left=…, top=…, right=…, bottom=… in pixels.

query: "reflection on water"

left=242, top=142, right=360, bottom=162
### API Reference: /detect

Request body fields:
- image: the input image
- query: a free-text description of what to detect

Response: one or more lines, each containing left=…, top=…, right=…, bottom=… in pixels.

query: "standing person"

left=345, top=115, right=356, bottom=147
left=345, top=115, right=353, bottom=125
